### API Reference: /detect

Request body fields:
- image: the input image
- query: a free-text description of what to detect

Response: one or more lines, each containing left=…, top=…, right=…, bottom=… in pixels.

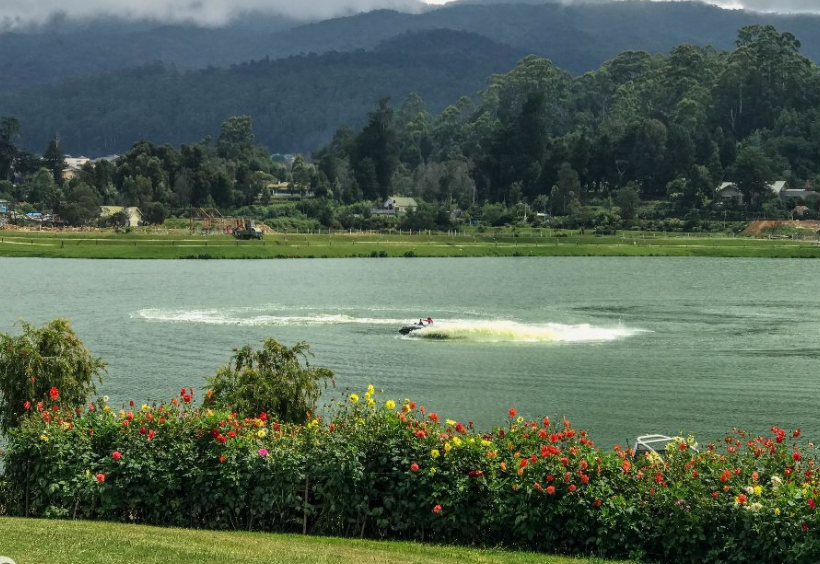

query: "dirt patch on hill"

left=743, top=220, right=820, bottom=236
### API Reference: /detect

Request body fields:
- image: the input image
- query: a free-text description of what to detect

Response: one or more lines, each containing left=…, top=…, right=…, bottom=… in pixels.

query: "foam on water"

left=135, top=307, right=646, bottom=343
left=135, top=307, right=407, bottom=326
left=405, top=320, right=645, bottom=343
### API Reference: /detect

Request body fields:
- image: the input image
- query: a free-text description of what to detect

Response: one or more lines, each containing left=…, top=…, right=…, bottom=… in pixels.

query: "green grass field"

left=0, top=517, right=635, bottom=564
left=1, top=229, right=819, bottom=259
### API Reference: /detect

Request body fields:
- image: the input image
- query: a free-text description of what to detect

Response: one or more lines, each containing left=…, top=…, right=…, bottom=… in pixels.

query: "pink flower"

left=258, top=448, right=269, bottom=457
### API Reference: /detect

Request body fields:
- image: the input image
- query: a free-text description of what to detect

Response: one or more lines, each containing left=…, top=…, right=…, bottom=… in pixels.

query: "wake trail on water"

left=135, top=307, right=647, bottom=343
left=404, top=320, right=645, bottom=343
left=135, top=308, right=407, bottom=326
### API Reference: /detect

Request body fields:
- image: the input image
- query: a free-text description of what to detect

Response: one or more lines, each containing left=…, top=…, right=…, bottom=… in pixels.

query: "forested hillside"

left=0, top=31, right=525, bottom=155
left=313, top=25, right=820, bottom=221
left=3, top=25, right=818, bottom=234
left=5, top=2, right=820, bottom=91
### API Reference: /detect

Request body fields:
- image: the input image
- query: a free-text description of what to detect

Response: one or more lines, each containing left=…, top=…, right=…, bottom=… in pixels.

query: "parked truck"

left=232, top=219, right=263, bottom=240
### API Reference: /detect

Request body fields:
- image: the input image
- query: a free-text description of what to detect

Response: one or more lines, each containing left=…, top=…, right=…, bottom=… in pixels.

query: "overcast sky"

left=1, top=0, right=819, bottom=29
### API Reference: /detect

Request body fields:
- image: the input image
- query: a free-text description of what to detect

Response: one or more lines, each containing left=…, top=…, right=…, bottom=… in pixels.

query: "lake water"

left=1, top=257, right=818, bottom=446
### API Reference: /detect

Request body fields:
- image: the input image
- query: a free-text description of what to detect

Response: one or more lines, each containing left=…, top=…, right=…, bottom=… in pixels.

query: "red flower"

left=546, top=485, right=556, bottom=495
left=736, top=494, right=747, bottom=504
left=508, top=408, right=517, bottom=418
left=218, top=455, right=226, bottom=464
left=433, top=505, right=442, bottom=514
left=217, top=435, right=227, bottom=444
left=719, top=470, right=731, bottom=482
left=794, top=429, right=801, bottom=438
left=803, top=523, right=810, bottom=532
left=793, top=452, right=802, bottom=462
left=148, top=430, right=155, bottom=440
left=429, top=413, right=439, bottom=423
left=712, top=492, right=719, bottom=498
left=569, top=484, right=577, bottom=493
left=546, top=474, right=555, bottom=482
left=594, top=498, right=602, bottom=507
left=23, top=401, right=31, bottom=410
left=183, top=394, right=192, bottom=404
left=580, top=473, right=590, bottom=484
left=95, top=473, right=105, bottom=483
left=809, top=499, right=817, bottom=510
left=49, top=387, right=59, bottom=401
left=560, top=457, right=569, bottom=466
left=139, top=427, right=147, bottom=435
left=410, top=463, right=420, bottom=472
left=260, top=412, right=268, bottom=421
left=129, top=400, right=135, bottom=407
left=111, top=451, right=122, bottom=461
left=180, top=388, right=186, bottom=397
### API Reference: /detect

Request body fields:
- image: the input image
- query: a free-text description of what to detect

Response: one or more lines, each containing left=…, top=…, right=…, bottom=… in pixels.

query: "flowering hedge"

left=1, top=386, right=819, bottom=564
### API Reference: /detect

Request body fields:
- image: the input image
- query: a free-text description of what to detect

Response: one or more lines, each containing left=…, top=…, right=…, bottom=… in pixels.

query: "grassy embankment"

left=1, top=229, right=819, bottom=258
left=0, top=517, right=634, bottom=564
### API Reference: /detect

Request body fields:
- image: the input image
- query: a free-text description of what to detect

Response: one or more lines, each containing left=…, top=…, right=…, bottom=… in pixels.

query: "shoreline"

left=1, top=231, right=820, bottom=259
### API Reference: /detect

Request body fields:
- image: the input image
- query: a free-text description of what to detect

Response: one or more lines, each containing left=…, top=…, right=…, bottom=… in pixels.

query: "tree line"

left=3, top=25, right=820, bottom=231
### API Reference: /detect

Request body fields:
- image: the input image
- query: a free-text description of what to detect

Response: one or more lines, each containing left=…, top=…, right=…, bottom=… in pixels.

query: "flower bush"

left=1, top=386, right=819, bottom=564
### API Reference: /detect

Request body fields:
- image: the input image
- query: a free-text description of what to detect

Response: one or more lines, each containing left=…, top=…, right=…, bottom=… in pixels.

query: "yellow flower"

left=446, top=419, right=457, bottom=426
left=103, top=405, right=111, bottom=413
left=516, top=416, right=524, bottom=424
left=385, top=400, right=396, bottom=410
left=753, top=485, right=762, bottom=496
left=307, top=420, right=319, bottom=429
left=40, top=435, right=49, bottom=442
left=429, top=467, right=437, bottom=475
left=444, top=442, right=452, bottom=453
left=206, top=409, right=214, bottom=417
left=349, top=394, right=359, bottom=404
left=141, top=404, right=150, bottom=412
left=257, top=429, right=267, bottom=438
left=118, top=410, right=126, bottom=418
left=367, top=399, right=376, bottom=409
left=481, top=439, right=492, bottom=447
left=774, top=507, right=781, bottom=515
left=431, top=449, right=440, bottom=459
left=367, top=384, right=375, bottom=394
left=452, top=437, right=462, bottom=446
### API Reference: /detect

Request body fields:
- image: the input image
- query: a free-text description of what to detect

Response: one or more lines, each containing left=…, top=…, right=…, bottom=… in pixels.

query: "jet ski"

left=399, top=323, right=426, bottom=335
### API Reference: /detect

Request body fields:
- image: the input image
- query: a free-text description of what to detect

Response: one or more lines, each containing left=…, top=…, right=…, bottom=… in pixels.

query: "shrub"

left=2, top=387, right=819, bottom=563
left=205, top=339, right=333, bottom=423
left=0, top=319, right=106, bottom=434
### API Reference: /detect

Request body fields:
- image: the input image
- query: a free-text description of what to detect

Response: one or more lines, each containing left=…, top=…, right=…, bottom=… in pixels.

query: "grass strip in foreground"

left=0, top=517, right=634, bottom=564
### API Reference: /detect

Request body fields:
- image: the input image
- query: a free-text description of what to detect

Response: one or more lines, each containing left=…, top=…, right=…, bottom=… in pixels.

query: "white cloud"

left=0, top=0, right=425, bottom=28
left=1, top=0, right=819, bottom=29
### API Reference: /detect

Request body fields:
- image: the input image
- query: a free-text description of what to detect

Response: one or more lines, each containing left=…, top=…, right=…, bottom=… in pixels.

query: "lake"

left=1, top=257, right=817, bottom=446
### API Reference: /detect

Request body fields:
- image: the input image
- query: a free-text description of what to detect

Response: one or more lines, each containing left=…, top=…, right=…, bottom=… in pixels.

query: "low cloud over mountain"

left=0, top=0, right=426, bottom=29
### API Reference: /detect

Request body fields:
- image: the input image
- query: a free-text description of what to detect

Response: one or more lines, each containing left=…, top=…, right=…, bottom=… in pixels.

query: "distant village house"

left=61, top=156, right=91, bottom=180
left=380, top=196, right=418, bottom=214
left=100, top=206, right=142, bottom=227
left=714, top=180, right=813, bottom=205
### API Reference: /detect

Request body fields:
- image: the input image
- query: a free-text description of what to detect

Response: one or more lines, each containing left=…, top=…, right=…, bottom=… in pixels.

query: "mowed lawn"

left=1, top=229, right=820, bottom=258
left=0, top=517, right=636, bottom=564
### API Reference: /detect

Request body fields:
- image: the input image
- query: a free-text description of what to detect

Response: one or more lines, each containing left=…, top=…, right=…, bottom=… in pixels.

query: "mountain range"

left=3, top=0, right=820, bottom=155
